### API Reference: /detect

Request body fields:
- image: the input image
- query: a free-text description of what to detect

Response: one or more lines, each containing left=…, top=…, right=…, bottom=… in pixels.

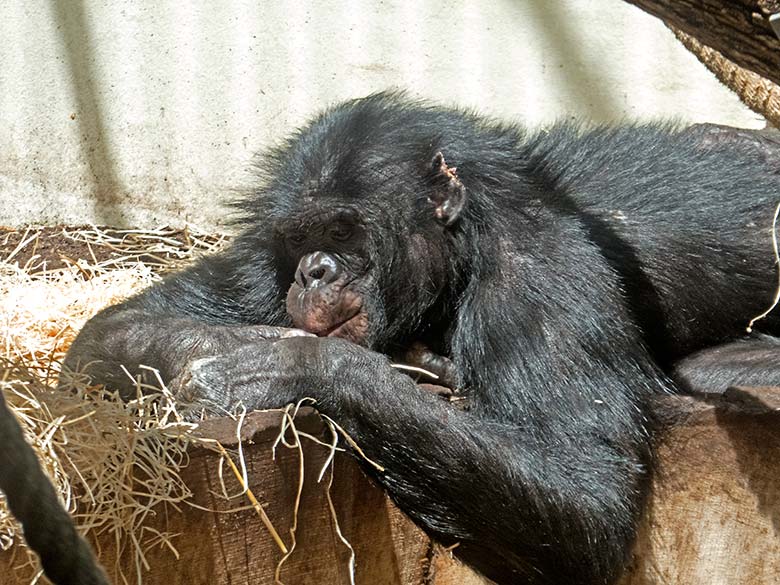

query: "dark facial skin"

left=63, top=93, right=780, bottom=585
left=286, top=254, right=370, bottom=342
left=282, top=214, right=372, bottom=345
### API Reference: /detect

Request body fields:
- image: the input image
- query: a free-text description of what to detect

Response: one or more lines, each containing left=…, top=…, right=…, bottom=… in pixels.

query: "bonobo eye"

left=330, top=224, right=353, bottom=242
left=287, top=232, right=307, bottom=246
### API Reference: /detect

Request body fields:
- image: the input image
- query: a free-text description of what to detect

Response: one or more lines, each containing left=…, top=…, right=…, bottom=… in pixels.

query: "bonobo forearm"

left=178, top=338, right=644, bottom=584
left=64, top=305, right=305, bottom=399
left=317, top=367, right=641, bottom=584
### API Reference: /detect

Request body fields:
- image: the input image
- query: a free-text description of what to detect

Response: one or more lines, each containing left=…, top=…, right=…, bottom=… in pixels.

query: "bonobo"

left=64, top=93, right=780, bottom=584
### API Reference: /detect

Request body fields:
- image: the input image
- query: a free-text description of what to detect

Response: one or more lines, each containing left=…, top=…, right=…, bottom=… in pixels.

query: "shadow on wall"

left=51, top=0, right=125, bottom=227
left=44, top=0, right=634, bottom=227
left=525, top=1, right=622, bottom=121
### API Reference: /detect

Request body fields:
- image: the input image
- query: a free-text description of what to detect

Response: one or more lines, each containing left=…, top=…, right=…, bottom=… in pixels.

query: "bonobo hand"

left=171, top=336, right=379, bottom=414
left=257, top=326, right=315, bottom=339
left=217, top=325, right=315, bottom=344
left=402, top=342, right=460, bottom=390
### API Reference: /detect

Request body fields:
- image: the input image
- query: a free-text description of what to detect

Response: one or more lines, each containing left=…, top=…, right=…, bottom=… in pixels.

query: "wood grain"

left=2, top=391, right=780, bottom=584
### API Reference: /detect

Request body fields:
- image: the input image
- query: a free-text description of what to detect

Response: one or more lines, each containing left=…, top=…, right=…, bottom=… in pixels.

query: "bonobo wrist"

left=315, top=338, right=391, bottom=378
left=174, top=355, right=235, bottom=410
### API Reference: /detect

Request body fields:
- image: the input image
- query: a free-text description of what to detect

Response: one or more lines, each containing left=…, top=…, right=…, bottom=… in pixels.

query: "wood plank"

left=3, top=391, right=780, bottom=584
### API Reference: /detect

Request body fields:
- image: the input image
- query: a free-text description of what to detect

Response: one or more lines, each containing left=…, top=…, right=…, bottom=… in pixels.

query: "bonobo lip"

left=321, top=309, right=362, bottom=337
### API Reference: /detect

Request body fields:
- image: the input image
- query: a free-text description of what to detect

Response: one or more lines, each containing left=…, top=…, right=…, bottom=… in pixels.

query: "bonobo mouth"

left=329, top=311, right=369, bottom=344
left=302, top=308, right=369, bottom=345
left=285, top=282, right=370, bottom=344
left=321, top=309, right=361, bottom=336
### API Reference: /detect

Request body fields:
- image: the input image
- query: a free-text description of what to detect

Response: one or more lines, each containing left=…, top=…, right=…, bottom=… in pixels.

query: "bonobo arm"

left=673, top=334, right=780, bottom=393
left=67, top=229, right=657, bottom=584
left=63, top=249, right=297, bottom=399
left=174, top=336, right=648, bottom=585
left=438, top=221, right=659, bottom=583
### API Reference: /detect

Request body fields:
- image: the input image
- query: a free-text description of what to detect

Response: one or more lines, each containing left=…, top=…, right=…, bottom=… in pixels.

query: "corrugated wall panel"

left=0, top=0, right=765, bottom=229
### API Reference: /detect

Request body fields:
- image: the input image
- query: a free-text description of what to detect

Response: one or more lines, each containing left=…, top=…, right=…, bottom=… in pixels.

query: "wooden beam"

left=624, top=0, right=780, bottom=87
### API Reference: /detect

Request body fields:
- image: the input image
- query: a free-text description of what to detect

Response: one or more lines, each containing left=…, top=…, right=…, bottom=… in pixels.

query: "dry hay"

left=0, top=226, right=234, bottom=584
left=1, top=225, right=228, bottom=378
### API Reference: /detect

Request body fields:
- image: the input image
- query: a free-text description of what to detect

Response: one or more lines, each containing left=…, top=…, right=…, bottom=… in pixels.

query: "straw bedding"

left=0, top=226, right=235, bottom=584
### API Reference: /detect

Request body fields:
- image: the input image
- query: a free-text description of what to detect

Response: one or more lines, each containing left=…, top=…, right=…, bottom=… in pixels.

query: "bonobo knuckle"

left=274, top=335, right=325, bottom=355
left=189, top=355, right=225, bottom=384
left=175, top=355, right=230, bottom=404
left=279, top=328, right=317, bottom=338
left=272, top=335, right=380, bottom=372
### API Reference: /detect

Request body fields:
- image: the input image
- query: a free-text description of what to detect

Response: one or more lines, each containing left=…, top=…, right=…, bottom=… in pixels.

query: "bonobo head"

left=238, top=92, right=488, bottom=349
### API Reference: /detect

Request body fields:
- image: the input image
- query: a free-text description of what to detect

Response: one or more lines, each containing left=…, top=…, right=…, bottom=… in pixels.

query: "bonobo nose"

left=295, top=252, right=341, bottom=289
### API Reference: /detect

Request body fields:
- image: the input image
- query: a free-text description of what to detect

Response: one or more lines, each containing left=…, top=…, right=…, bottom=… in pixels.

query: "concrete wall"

left=0, top=0, right=766, bottom=230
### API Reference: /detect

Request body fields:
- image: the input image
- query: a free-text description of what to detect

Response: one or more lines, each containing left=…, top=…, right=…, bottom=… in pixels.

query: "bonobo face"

left=261, top=99, right=469, bottom=348
left=279, top=206, right=377, bottom=346
left=273, top=152, right=465, bottom=349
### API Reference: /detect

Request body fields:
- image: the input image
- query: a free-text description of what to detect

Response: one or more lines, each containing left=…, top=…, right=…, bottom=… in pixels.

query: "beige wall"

left=0, top=0, right=765, bottom=230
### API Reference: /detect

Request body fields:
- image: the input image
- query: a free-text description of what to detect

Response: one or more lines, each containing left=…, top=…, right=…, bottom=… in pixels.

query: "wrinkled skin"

left=64, top=94, right=780, bottom=585
left=285, top=252, right=370, bottom=344
left=175, top=337, right=369, bottom=410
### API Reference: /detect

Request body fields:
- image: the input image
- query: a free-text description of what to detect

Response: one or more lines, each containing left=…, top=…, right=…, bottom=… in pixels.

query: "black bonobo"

left=64, top=93, right=780, bottom=584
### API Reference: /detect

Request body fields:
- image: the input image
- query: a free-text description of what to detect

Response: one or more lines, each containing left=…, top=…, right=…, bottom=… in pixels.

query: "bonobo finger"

left=403, top=342, right=459, bottom=389
left=250, top=326, right=315, bottom=340
left=418, top=382, right=454, bottom=397
left=280, top=328, right=317, bottom=338
left=173, top=355, right=233, bottom=409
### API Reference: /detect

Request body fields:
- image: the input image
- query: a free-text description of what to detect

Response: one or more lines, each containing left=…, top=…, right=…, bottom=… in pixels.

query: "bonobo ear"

left=428, top=152, right=466, bottom=226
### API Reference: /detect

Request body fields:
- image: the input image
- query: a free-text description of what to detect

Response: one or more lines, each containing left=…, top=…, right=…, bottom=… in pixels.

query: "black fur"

left=674, top=334, right=780, bottom=393
left=64, top=92, right=780, bottom=584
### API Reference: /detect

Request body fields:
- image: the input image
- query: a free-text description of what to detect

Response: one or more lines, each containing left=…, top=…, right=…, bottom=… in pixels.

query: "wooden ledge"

left=1, top=391, right=779, bottom=584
